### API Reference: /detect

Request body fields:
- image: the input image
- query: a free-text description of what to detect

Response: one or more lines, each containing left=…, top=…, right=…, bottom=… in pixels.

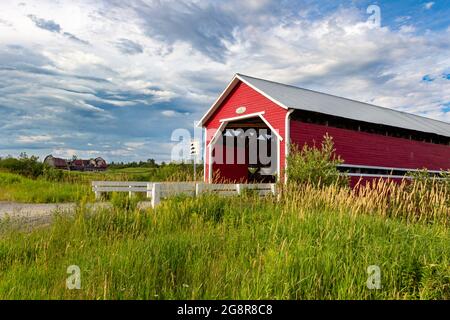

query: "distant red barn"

left=198, top=74, right=450, bottom=185
left=44, top=155, right=107, bottom=171
left=43, top=155, right=69, bottom=169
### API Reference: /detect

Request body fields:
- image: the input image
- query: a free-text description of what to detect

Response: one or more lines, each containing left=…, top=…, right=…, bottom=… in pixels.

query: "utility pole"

left=190, top=140, right=199, bottom=181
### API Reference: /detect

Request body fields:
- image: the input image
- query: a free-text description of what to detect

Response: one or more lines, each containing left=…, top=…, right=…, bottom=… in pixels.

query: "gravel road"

left=0, top=201, right=152, bottom=228
left=0, top=202, right=78, bottom=228
left=0, top=202, right=76, bottom=219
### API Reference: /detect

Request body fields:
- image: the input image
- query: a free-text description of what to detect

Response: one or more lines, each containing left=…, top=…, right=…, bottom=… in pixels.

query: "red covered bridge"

left=198, top=74, right=450, bottom=185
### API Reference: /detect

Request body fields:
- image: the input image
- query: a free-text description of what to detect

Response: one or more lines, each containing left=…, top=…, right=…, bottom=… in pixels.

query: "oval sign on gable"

left=236, top=106, right=246, bottom=114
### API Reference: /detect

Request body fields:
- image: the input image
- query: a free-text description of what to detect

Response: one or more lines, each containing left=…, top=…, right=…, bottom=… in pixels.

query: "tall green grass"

left=0, top=189, right=448, bottom=299
left=0, top=172, right=91, bottom=203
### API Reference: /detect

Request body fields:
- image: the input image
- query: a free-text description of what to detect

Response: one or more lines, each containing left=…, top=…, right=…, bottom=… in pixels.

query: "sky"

left=0, top=0, right=449, bottom=163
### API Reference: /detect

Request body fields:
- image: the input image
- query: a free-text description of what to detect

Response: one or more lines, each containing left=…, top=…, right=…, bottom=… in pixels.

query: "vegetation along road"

left=0, top=201, right=153, bottom=226
left=0, top=148, right=448, bottom=299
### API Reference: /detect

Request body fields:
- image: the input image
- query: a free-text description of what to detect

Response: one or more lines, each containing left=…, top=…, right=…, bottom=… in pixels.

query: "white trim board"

left=219, top=111, right=265, bottom=123
left=198, top=74, right=240, bottom=127
left=220, top=113, right=283, bottom=141
left=257, top=114, right=283, bottom=142
left=345, top=173, right=411, bottom=179
left=284, top=109, right=294, bottom=183
left=208, top=113, right=283, bottom=147
left=206, top=113, right=283, bottom=182
left=203, top=127, right=207, bottom=182
left=208, top=142, right=213, bottom=182
left=338, top=164, right=444, bottom=174
left=237, top=74, right=289, bottom=110
left=346, top=173, right=446, bottom=181
left=198, top=73, right=289, bottom=127
left=207, top=122, right=228, bottom=148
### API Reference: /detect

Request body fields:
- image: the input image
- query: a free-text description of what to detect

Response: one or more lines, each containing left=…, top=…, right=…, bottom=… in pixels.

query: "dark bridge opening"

left=211, top=117, right=277, bottom=183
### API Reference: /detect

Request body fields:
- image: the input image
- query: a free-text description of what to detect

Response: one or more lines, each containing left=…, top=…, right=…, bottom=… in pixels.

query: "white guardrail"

left=92, top=181, right=277, bottom=208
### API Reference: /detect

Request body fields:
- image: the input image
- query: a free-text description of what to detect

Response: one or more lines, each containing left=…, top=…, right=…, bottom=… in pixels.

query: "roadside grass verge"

left=0, top=164, right=203, bottom=203
left=0, top=172, right=91, bottom=203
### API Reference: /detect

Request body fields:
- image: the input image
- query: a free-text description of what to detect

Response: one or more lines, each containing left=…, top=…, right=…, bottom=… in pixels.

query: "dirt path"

left=0, top=202, right=76, bottom=229
left=0, top=201, right=152, bottom=228
left=0, top=202, right=76, bottom=219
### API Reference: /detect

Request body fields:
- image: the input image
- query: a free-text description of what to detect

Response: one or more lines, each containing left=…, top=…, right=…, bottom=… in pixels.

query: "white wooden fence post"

left=94, top=185, right=100, bottom=200
left=151, top=183, right=161, bottom=208
left=195, top=183, right=203, bottom=196
left=236, top=183, right=241, bottom=195
left=270, top=183, right=276, bottom=195
left=146, top=183, right=152, bottom=199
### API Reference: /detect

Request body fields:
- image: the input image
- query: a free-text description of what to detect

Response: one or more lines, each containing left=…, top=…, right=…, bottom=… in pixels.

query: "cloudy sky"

left=0, top=0, right=449, bottom=162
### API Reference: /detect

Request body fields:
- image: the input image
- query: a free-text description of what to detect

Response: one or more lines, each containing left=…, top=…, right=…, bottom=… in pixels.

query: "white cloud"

left=51, top=148, right=79, bottom=158
left=0, top=1, right=448, bottom=162
left=424, top=2, right=434, bottom=10
left=161, top=110, right=176, bottom=117
left=17, top=135, right=53, bottom=143
left=42, top=50, right=105, bottom=72
left=221, top=8, right=450, bottom=122
left=123, top=141, right=146, bottom=150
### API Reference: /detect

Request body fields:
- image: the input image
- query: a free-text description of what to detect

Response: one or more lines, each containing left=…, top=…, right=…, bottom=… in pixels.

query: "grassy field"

left=0, top=172, right=91, bottom=203
left=0, top=182, right=448, bottom=299
left=0, top=165, right=203, bottom=203
left=0, top=156, right=448, bottom=299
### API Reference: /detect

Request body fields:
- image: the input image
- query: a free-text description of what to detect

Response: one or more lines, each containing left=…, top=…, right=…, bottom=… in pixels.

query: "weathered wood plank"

left=93, top=187, right=148, bottom=192
left=92, top=181, right=149, bottom=187
left=240, top=184, right=273, bottom=190
left=201, top=184, right=238, bottom=191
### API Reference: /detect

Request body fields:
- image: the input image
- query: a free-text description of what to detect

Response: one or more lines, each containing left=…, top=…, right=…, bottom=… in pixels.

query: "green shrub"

left=0, top=154, right=44, bottom=178
left=42, top=166, right=65, bottom=182
left=286, top=134, right=348, bottom=187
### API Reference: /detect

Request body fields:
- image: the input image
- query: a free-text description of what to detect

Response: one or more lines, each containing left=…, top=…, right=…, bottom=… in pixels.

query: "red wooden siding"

left=211, top=143, right=249, bottom=182
left=204, top=81, right=287, bottom=182
left=290, top=120, right=450, bottom=171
